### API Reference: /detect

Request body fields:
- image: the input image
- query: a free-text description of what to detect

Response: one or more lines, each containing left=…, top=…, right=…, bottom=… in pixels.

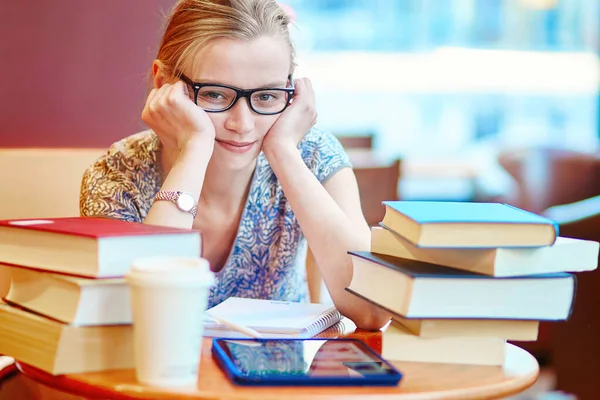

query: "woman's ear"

left=152, top=60, right=170, bottom=89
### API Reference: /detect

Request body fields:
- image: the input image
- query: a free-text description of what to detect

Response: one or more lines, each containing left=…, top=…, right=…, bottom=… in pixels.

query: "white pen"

left=205, top=311, right=263, bottom=339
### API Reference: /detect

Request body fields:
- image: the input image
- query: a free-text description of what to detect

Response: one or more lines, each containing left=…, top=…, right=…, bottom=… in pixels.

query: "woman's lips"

left=215, top=139, right=256, bottom=153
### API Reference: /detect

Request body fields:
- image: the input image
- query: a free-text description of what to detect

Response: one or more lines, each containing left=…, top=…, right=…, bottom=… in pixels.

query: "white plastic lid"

left=126, top=256, right=214, bottom=288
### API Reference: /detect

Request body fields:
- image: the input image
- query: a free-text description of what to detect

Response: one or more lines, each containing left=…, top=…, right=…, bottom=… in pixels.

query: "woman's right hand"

left=142, top=80, right=215, bottom=154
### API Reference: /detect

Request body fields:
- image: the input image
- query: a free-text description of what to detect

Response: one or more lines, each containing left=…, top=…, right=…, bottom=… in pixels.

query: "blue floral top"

left=80, top=128, right=352, bottom=308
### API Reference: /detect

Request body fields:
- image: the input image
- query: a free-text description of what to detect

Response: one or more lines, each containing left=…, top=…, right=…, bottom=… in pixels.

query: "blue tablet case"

left=211, top=337, right=403, bottom=387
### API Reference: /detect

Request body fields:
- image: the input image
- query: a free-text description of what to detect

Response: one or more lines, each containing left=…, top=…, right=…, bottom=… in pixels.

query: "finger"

left=154, top=83, right=176, bottom=115
left=147, top=85, right=168, bottom=117
left=168, top=81, right=198, bottom=111
left=148, top=84, right=168, bottom=106
left=292, top=78, right=315, bottom=105
left=165, top=81, right=182, bottom=107
left=288, top=78, right=305, bottom=107
left=290, top=79, right=317, bottom=120
left=145, top=88, right=158, bottom=106
left=155, top=83, right=171, bottom=104
left=302, top=77, right=314, bottom=93
left=175, top=80, right=197, bottom=107
left=144, top=89, right=159, bottom=116
left=176, top=79, right=192, bottom=99
left=169, top=80, right=186, bottom=97
left=301, top=77, right=315, bottom=104
left=172, top=80, right=206, bottom=120
left=293, top=77, right=305, bottom=94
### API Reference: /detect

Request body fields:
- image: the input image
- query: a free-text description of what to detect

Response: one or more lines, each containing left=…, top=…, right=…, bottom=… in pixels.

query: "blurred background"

left=2, top=0, right=597, bottom=202
left=286, top=0, right=599, bottom=202
left=1, top=1, right=599, bottom=399
left=284, top=4, right=600, bottom=400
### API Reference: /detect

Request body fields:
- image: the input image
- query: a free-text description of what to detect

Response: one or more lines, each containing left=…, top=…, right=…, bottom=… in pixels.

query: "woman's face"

left=188, top=36, right=292, bottom=171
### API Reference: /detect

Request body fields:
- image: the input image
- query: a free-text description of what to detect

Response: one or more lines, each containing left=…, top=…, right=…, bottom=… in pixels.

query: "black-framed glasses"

left=178, top=72, right=295, bottom=115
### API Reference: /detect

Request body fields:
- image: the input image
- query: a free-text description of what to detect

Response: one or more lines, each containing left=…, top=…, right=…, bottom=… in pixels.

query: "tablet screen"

left=215, top=338, right=398, bottom=379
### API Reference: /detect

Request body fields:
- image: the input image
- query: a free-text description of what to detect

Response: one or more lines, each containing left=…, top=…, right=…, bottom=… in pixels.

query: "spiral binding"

left=305, top=308, right=343, bottom=337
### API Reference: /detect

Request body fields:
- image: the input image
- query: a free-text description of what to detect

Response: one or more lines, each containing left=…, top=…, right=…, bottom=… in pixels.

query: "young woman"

left=80, top=0, right=390, bottom=330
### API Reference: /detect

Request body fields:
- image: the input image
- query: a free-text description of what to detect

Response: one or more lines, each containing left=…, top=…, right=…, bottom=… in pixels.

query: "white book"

left=372, top=225, right=599, bottom=277
left=0, top=301, right=133, bottom=375
left=203, top=297, right=343, bottom=338
left=347, top=251, right=576, bottom=320
left=4, top=265, right=129, bottom=326
left=382, top=320, right=506, bottom=366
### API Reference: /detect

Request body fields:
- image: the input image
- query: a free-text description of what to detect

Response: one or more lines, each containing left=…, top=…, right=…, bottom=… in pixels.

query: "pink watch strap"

left=153, top=190, right=198, bottom=218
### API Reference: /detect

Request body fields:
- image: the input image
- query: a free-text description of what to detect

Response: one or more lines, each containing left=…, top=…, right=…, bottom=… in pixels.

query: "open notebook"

left=203, top=297, right=343, bottom=339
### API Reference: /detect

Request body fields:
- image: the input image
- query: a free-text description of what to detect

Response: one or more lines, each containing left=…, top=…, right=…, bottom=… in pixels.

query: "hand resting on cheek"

left=262, top=77, right=317, bottom=155
left=142, top=79, right=216, bottom=155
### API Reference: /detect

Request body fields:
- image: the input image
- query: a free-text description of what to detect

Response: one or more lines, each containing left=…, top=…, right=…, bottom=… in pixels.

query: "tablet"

left=212, top=338, right=402, bottom=386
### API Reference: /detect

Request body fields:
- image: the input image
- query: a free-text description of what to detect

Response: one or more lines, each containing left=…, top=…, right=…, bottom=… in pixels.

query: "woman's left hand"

left=262, top=77, right=317, bottom=155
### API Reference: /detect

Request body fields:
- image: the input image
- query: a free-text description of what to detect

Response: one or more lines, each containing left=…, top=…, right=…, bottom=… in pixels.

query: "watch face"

left=176, top=192, right=195, bottom=212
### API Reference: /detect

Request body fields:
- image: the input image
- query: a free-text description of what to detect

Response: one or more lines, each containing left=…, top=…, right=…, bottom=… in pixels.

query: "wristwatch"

left=153, top=190, right=198, bottom=218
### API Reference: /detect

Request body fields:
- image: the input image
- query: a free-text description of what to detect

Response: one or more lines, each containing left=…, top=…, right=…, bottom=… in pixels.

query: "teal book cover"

left=383, top=201, right=559, bottom=234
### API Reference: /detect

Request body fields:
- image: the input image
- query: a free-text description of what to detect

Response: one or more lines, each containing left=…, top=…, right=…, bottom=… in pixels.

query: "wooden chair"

left=498, top=147, right=600, bottom=214
left=311, top=135, right=388, bottom=297
left=0, top=148, right=106, bottom=220
left=497, top=147, right=600, bottom=399
left=498, top=147, right=600, bottom=365
left=0, top=148, right=105, bottom=298
left=334, top=133, right=374, bottom=150
left=306, top=155, right=401, bottom=303
left=352, top=156, right=401, bottom=226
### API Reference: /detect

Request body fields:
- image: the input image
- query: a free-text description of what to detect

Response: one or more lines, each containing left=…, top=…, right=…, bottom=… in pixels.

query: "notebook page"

left=205, top=297, right=341, bottom=334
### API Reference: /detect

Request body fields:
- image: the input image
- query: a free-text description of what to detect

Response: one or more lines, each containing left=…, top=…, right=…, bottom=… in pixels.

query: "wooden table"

left=14, top=329, right=539, bottom=400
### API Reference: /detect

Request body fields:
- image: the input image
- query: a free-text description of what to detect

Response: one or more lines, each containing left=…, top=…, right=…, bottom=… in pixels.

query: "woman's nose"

left=224, top=98, right=255, bottom=134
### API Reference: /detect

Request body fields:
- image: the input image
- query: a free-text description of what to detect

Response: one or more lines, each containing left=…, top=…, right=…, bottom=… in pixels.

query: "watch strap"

left=153, top=190, right=198, bottom=218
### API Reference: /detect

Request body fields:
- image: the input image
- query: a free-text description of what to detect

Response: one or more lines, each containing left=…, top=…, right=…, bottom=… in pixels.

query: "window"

left=286, top=0, right=599, bottom=151
left=285, top=0, right=599, bottom=199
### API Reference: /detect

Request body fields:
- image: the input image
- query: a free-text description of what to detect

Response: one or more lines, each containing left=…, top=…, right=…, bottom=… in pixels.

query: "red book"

left=0, top=217, right=202, bottom=278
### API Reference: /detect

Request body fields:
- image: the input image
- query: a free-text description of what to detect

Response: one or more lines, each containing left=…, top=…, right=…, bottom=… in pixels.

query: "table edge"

left=15, top=343, right=540, bottom=400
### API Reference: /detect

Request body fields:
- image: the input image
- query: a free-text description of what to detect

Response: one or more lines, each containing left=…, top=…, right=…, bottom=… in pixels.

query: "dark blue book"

left=381, top=201, right=559, bottom=248
left=346, top=251, right=576, bottom=321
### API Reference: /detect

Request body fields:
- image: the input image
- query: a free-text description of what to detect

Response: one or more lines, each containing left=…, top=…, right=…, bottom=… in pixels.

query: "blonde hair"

left=156, top=0, right=295, bottom=78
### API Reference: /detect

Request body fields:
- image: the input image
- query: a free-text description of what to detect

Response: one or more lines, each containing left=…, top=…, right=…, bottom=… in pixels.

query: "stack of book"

left=347, top=201, right=599, bottom=366
left=0, top=217, right=350, bottom=375
left=0, top=217, right=202, bottom=374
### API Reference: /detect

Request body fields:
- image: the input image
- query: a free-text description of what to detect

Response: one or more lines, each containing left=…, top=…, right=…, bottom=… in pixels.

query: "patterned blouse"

left=80, top=128, right=352, bottom=308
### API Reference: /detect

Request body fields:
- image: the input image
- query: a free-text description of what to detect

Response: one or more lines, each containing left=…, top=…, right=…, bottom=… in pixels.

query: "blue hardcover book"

left=381, top=201, right=559, bottom=248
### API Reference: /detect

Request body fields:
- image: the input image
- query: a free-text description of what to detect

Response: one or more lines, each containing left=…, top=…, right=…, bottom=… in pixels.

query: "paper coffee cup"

left=126, top=256, right=214, bottom=387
